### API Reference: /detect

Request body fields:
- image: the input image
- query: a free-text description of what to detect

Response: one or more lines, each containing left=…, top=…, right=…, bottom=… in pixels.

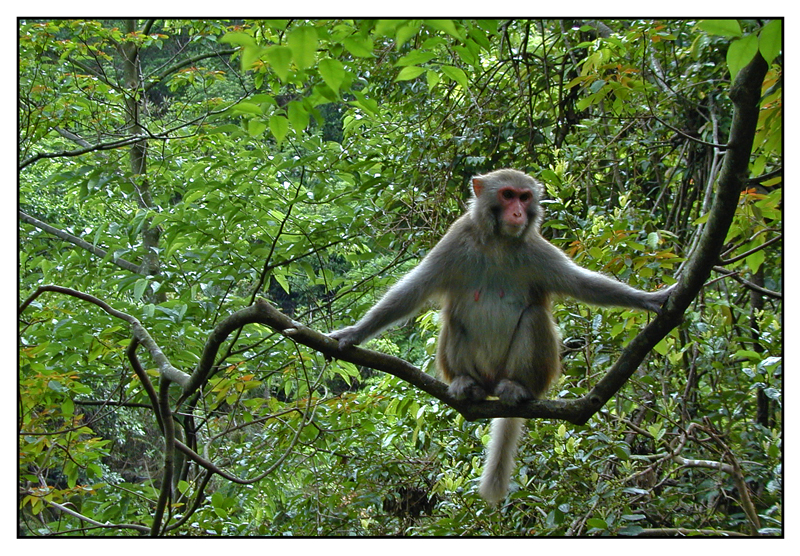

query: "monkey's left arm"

left=542, top=243, right=674, bottom=313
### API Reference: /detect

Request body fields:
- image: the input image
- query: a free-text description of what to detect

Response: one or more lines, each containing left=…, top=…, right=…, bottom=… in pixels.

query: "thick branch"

left=677, top=53, right=770, bottom=306
left=579, top=52, right=771, bottom=418
left=19, top=211, right=142, bottom=274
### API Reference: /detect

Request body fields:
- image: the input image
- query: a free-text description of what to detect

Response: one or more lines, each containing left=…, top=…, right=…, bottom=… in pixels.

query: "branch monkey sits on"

left=330, top=169, right=674, bottom=504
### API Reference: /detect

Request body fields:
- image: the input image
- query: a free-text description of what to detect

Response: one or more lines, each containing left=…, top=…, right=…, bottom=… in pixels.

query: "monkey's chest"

left=439, top=286, right=532, bottom=379
left=447, top=285, right=530, bottom=338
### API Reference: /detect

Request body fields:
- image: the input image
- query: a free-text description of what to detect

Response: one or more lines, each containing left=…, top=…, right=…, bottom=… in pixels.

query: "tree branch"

left=145, top=47, right=238, bottom=93
left=718, top=234, right=782, bottom=265
left=19, top=210, right=142, bottom=274
left=580, top=53, right=770, bottom=419
left=197, top=298, right=601, bottom=425
left=19, top=285, right=191, bottom=389
left=712, top=266, right=782, bottom=299
left=19, top=135, right=149, bottom=170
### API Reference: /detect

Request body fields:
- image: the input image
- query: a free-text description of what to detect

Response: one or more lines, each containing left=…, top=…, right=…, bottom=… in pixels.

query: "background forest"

left=18, top=19, right=782, bottom=537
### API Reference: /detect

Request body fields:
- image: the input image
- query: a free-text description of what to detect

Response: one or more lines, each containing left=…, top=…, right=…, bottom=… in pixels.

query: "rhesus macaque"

left=330, top=169, right=674, bottom=505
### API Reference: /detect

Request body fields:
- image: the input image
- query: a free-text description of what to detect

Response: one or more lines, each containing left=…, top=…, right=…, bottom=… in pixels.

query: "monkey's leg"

left=502, top=302, right=562, bottom=402
left=437, top=316, right=490, bottom=401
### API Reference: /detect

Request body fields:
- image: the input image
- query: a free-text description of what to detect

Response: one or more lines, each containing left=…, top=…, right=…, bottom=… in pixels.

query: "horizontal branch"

left=712, top=266, right=782, bottom=299
left=19, top=211, right=142, bottom=274
left=44, top=500, right=150, bottom=534
left=19, top=135, right=149, bottom=170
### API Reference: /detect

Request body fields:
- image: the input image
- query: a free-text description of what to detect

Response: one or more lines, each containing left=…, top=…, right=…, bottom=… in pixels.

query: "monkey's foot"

left=494, top=379, right=533, bottom=405
left=448, top=376, right=488, bottom=402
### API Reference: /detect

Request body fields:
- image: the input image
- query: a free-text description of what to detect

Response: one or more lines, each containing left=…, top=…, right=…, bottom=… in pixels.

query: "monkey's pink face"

left=497, top=186, right=534, bottom=237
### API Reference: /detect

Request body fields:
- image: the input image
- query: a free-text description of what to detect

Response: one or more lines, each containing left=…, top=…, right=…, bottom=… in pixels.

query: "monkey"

left=329, top=168, right=674, bottom=505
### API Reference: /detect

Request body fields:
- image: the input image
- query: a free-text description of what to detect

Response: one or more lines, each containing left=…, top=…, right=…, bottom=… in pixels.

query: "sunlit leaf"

left=759, top=20, right=782, bottom=64
left=288, top=25, right=317, bottom=69
left=395, top=65, right=426, bottom=81
left=265, top=45, right=292, bottom=82
left=698, top=19, right=742, bottom=38
left=318, top=57, right=345, bottom=95
left=727, top=33, right=759, bottom=81
left=269, top=114, right=289, bottom=143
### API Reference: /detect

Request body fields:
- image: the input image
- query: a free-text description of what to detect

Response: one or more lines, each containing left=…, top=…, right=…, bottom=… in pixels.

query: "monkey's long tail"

left=479, top=417, right=525, bottom=505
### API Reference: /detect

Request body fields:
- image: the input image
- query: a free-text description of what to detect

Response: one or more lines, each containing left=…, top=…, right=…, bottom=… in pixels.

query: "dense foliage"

left=19, top=19, right=781, bottom=537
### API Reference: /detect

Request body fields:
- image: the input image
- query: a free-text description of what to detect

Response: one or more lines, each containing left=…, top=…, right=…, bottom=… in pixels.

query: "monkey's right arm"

left=329, top=251, right=447, bottom=349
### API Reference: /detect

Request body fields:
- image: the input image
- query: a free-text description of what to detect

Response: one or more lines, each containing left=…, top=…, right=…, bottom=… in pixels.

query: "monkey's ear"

left=471, top=177, right=485, bottom=197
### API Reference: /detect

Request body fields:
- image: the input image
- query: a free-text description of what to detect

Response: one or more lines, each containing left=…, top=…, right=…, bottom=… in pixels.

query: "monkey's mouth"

left=503, top=224, right=526, bottom=237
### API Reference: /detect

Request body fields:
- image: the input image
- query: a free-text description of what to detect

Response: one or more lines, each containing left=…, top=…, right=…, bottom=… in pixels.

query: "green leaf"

left=698, top=19, right=742, bottom=38
left=374, top=19, right=404, bottom=37
left=230, top=101, right=263, bottom=116
left=424, top=19, right=462, bottom=41
left=426, top=69, right=440, bottom=91
left=265, top=45, right=293, bottom=82
left=274, top=272, right=290, bottom=294
left=219, top=31, right=256, bottom=47
left=288, top=25, right=317, bottom=69
left=241, top=45, right=266, bottom=72
left=395, top=66, right=426, bottom=81
left=133, top=278, right=148, bottom=301
left=727, top=34, right=759, bottom=81
left=48, top=380, right=67, bottom=393
left=269, top=114, right=289, bottom=143
left=247, top=118, right=267, bottom=137
left=351, top=91, right=378, bottom=117
left=586, top=517, right=608, bottom=530
left=653, top=337, right=669, bottom=356
left=318, top=57, right=345, bottom=96
left=287, top=101, right=310, bottom=132
left=746, top=248, right=765, bottom=274
left=343, top=35, right=374, bottom=58
left=183, top=189, right=205, bottom=205
left=395, top=21, right=421, bottom=49
left=759, top=20, right=782, bottom=64
left=206, top=123, right=242, bottom=135
left=395, top=50, right=436, bottom=67
left=440, top=65, right=469, bottom=89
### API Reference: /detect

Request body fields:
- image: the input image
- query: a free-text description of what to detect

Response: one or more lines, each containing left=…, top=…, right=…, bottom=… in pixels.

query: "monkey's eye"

left=519, top=192, right=532, bottom=202
left=501, top=189, right=516, bottom=200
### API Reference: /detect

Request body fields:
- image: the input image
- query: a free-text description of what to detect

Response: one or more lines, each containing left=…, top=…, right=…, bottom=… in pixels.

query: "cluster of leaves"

left=19, top=19, right=781, bottom=536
